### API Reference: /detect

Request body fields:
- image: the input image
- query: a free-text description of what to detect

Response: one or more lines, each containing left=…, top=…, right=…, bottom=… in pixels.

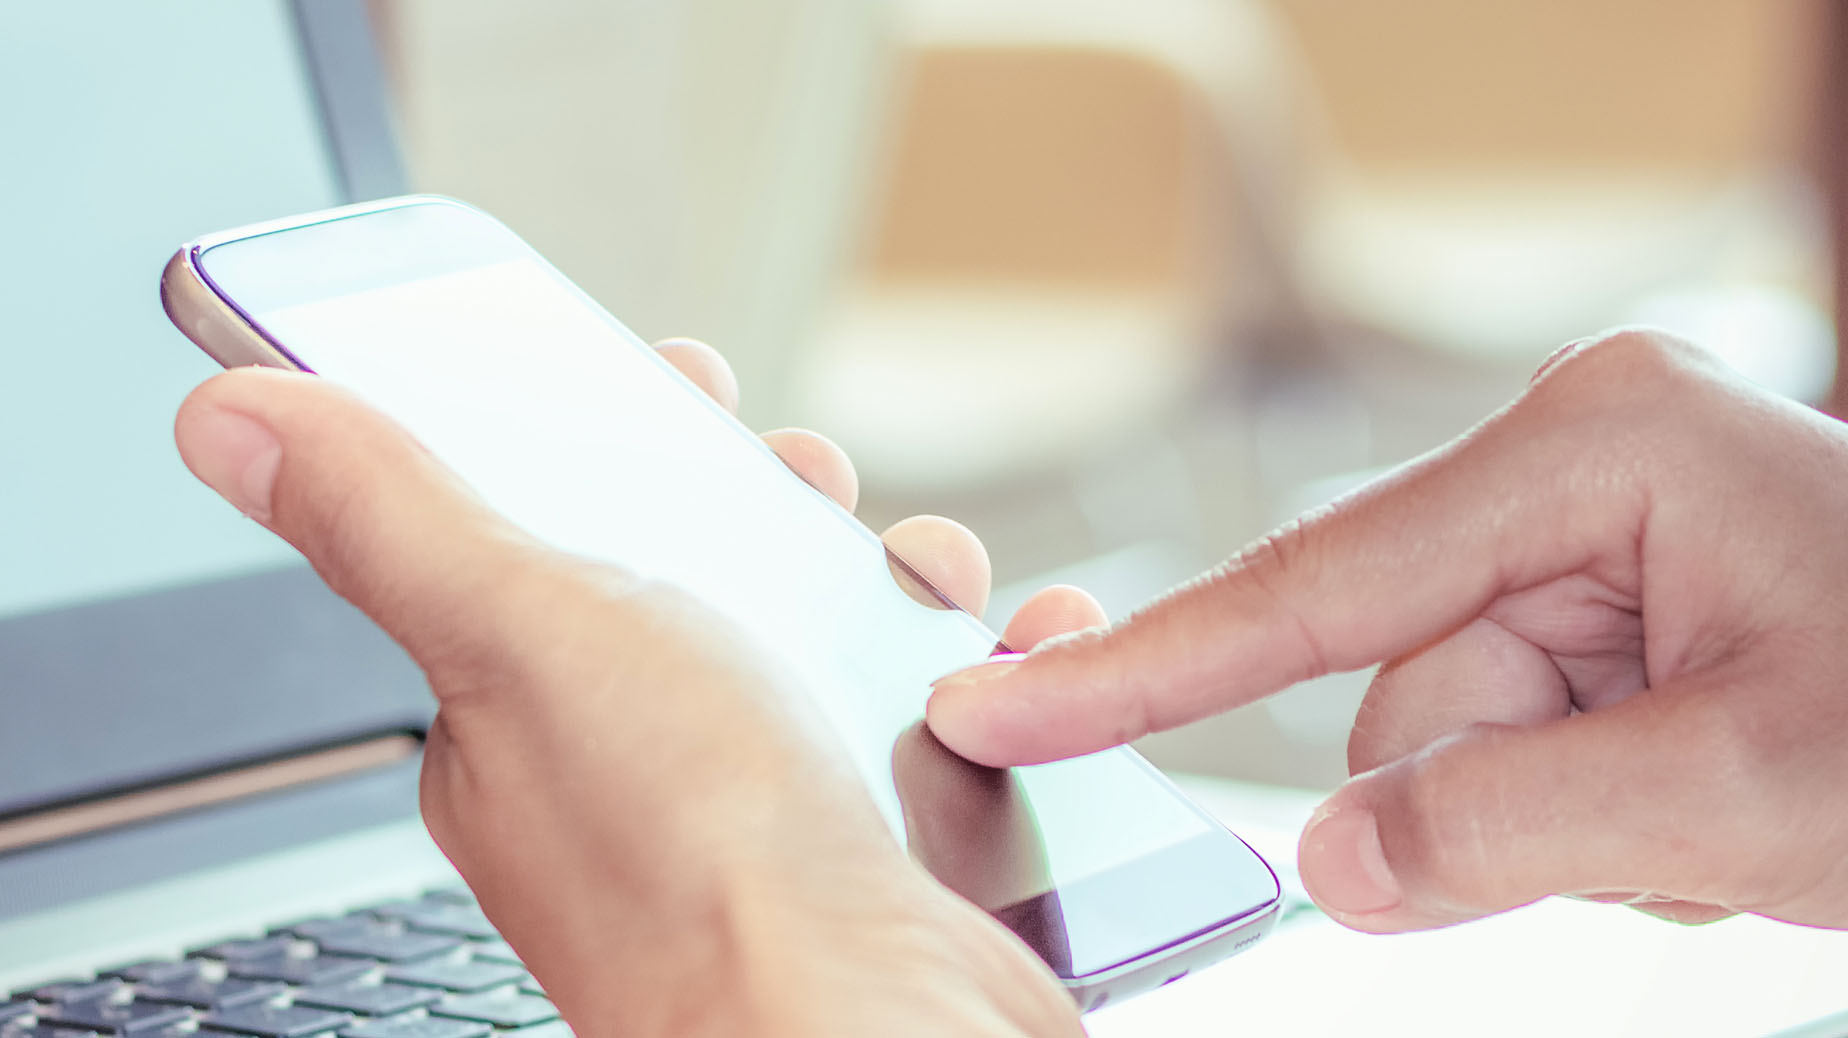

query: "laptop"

left=0, top=3, right=551, bottom=1033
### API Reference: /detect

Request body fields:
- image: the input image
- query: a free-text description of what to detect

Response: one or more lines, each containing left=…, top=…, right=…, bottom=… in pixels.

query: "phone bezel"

left=163, top=195, right=1283, bottom=1002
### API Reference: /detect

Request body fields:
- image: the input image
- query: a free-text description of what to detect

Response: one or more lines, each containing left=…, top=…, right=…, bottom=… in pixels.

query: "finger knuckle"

left=422, top=550, right=670, bottom=694
left=1508, top=328, right=1732, bottom=474
left=1530, top=327, right=1711, bottom=404
left=1041, top=624, right=1159, bottom=740
left=505, top=554, right=684, bottom=646
left=1219, top=512, right=1335, bottom=684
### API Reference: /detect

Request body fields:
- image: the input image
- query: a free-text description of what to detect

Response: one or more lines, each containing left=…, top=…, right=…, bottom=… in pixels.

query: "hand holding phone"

left=163, top=197, right=1280, bottom=1025
left=175, top=364, right=1088, bottom=1036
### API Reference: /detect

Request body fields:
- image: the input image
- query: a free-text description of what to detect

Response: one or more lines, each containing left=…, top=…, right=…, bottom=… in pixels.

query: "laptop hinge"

left=0, top=733, right=421, bottom=856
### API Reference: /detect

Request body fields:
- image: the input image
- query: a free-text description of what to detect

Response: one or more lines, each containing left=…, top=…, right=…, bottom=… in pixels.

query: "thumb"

left=174, top=367, right=546, bottom=674
left=1297, top=672, right=1758, bottom=932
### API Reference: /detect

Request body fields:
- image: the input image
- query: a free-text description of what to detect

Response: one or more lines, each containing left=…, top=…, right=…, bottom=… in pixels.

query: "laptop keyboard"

left=1, top=887, right=570, bottom=1038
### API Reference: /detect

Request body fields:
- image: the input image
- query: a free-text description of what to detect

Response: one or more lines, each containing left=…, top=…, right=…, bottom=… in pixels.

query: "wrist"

left=714, top=854, right=1082, bottom=1037
left=521, top=784, right=1076, bottom=1038
left=490, top=738, right=922, bottom=1034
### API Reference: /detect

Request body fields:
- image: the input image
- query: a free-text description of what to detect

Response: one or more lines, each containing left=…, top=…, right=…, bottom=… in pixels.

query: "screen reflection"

left=892, top=721, right=1072, bottom=976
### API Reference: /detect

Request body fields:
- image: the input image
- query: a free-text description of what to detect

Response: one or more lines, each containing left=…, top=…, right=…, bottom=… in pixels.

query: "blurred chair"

left=792, top=0, right=1311, bottom=497
left=1273, top=0, right=1836, bottom=401
left=381, top=0, right=891, bottom=428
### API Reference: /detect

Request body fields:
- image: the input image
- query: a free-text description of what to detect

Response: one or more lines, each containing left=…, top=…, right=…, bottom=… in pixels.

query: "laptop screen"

left=0, top=1, right=429, bottom=818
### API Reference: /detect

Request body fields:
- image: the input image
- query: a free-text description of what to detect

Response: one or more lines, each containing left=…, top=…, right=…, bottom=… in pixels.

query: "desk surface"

left=1089, top=775, right=1848, bottom=1037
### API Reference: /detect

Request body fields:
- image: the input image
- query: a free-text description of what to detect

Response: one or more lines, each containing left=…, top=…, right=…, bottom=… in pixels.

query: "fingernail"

left=1303, top=808, right=1401, bottom=915
left=929, top=653, right=1026, bottom=691
left=185, top=409, right=281, bottom=521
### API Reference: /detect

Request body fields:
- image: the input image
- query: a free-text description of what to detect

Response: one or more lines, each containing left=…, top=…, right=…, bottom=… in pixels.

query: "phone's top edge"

left=182, top=194, right=484, bottom=255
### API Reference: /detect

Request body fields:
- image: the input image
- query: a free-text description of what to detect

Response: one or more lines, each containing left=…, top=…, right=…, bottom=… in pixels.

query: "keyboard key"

left=225, top=954, right=374, bottom=987
left=0, top=1001, right=34, bottom=1022
left=12, top=979, right=73, bottom=1001
left=339, top=1017, right=489, bottom=1038
left=381, top=959, right=523, bottom=994
left=503, top=1023, right=573, bottom=1038
left=516, top=977, right=544, bottom=998
left=134, top=976, right=282, bottom=1010
left=419, top=886, right=475, bottom=907
left=429, top=992, right=556, bottom=1029
left=20, top=980, right=120, bottom=1004
left=192, top=938, right=297, bottom=963
left=290, top=982, right=440, bottom=1017
left=279, top=918, right=373, bottom=943
left=40, top=997, right=192, bottom=1033
left=7, top=1026, right=108, bottom=1038
left=200, top=1003, right=352, bottom=1038
left=128, top=1020, right=209, bottom=1038
left=371, top=903, right=496, bottom=941
left=462, top=941, right=518, bottom=966
left=97, top=963, right=198, bottom=985
left=314, top=930, right=460, bottom=964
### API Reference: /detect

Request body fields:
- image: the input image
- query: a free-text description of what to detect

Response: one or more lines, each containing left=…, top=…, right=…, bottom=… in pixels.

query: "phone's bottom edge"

left=1067, top=899, right=1283, bottom=1013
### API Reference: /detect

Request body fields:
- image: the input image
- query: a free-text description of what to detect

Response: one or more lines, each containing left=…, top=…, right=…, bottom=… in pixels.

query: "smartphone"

left=161, top=195, right=1280, bottom=1009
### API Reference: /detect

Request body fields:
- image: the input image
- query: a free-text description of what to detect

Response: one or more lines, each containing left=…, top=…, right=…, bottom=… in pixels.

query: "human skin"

left=172, top=339, right=1099, bottom=1037
left=929, top=329, right=1848, bottom=935
left=173, top=325, right=1848, bottom=1031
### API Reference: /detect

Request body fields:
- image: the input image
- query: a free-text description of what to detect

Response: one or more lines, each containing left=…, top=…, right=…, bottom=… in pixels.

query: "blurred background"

left=373, top=0, right=1843, bottom=789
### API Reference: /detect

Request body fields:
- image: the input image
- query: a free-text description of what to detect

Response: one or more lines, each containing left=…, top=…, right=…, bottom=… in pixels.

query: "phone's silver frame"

left=162, top=197, right=432, bottom=373
left=161, top=195, right=1283, bottom=1011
